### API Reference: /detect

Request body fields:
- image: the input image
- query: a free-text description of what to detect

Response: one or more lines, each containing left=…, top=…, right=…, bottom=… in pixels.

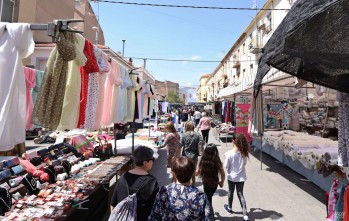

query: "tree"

left=167, top=91, right=182, bottom=103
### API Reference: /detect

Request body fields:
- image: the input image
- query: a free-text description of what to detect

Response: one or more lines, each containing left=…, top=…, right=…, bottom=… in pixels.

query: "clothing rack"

left=13, top=19, right=84, bottom=42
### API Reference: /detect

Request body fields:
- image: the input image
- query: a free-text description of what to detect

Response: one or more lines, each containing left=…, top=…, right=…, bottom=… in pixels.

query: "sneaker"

left=243, top=215, right=249, bottom=221
left=223, top=204, right=233, bottom=213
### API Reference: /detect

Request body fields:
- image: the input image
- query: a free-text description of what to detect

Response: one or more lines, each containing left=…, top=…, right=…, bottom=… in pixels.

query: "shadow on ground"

left=250, top=148, right=325, bottom=204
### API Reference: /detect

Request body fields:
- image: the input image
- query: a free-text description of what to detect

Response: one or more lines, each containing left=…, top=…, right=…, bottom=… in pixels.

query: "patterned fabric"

left=109, top=193, right=137, bottom=221
left=328, top=179, right=339, bottom=221
left=69, top=135, right=94, bottom=157
left=84, top=73, right=99, bottom=130
left=57, top=33, right=87, bottom=130
left=32, top=32, right=76, bottom=130
left=162, top=133, right=180, bottom=167
left=148, top=183, right=213, bottom=221
left=32, top=70, right=44, bottom=105
left=180, top=132, right=204, bottom=161
left=78, top=39, right=99, bottom=128
left=338, top=103, right=349, bottom=167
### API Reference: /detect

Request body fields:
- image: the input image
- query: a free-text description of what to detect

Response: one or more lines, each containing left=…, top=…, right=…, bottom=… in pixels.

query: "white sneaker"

left=243, top=215, right=249, bottom=221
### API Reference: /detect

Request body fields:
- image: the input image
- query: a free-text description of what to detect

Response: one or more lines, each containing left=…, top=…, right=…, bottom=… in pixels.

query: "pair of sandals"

left=34, top=131, right=55, bottom=144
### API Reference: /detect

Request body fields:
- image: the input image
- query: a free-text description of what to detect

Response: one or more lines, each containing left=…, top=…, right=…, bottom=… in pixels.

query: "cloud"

left=187, top=82, right=192, bottom=86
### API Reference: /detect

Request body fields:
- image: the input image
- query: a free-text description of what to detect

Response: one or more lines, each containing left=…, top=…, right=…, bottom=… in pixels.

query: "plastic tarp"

left=254, top=0, right=349, bottom=98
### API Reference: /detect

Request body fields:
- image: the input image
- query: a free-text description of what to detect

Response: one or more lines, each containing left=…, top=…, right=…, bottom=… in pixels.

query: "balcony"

left=249, top=43, right=262, bottom=54
left=233, top=61, right=240, bottom=68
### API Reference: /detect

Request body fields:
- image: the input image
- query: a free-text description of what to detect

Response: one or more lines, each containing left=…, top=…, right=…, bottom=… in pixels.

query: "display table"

left=253, top=138, right=346, bottom=191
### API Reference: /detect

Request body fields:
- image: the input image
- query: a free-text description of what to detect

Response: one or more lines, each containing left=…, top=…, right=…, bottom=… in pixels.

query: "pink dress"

left=24, top=67, right=36, bottom=129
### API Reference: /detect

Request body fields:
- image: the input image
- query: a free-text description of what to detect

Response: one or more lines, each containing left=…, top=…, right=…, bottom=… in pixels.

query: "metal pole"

left=260, top=91, right=264, bottom=170
left=122, top=40, right=126, bottom=56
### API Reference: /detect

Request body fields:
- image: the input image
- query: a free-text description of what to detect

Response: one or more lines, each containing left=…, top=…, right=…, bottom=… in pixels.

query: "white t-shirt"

left=224, top=149, right=247, bottom=182
left=194, top=111, right=201, bottom=119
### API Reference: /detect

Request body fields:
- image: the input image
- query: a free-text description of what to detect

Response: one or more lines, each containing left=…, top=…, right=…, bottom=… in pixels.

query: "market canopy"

left=254, top=0, right=349, bottom=98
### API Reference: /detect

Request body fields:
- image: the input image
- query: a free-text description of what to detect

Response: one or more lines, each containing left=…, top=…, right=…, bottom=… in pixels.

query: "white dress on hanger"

left=0, top=23, right=34, bottom=150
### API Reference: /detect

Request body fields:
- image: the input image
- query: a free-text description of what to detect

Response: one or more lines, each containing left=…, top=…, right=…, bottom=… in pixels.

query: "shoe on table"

left=243, top=215, right=249, bottom=221
left=223, top=204, right=233, bottom=214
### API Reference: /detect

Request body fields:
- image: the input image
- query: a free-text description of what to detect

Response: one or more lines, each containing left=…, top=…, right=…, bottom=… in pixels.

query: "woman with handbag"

left=197, top=112, right=212, bottom=145
left=157, top=122, right=180, bottom=168
left=178, top=121, right=204, bottom=185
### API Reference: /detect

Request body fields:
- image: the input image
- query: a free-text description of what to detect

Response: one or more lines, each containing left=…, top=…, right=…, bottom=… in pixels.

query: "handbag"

left=22, top=174, right=40, bottom=195
left=0, top=187, right=11, bottom=215
left=94, top=137, right=113, bottom=161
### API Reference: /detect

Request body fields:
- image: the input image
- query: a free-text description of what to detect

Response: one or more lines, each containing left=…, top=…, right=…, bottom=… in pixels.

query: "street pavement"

left=25, top=128, right=326, bottom=221
left=197, top=130, right=326, bottom=221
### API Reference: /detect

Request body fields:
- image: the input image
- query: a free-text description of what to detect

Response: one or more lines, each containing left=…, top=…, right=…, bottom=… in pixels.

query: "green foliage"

left=167, top=91, right=182, bottom=103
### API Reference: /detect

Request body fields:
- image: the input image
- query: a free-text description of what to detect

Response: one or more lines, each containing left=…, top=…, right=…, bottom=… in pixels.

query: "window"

left=0, top=0, right=15, bottom=22
left=266, top=13, right=272, bottom=33
left=243, top=43, right=246, bottom=54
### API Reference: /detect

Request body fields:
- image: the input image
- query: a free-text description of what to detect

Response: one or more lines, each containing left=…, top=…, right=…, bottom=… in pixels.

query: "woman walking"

left=148, top=156, right=213, bottom=220
left=198, top=112, right=211, bottom=144
left=223, top=134, right=250, bottom=221
left=158, top=122, right=180, bottom=168
left=179, top=121, right=204, bottom=185
left=197, top=143, right=225, bottom=211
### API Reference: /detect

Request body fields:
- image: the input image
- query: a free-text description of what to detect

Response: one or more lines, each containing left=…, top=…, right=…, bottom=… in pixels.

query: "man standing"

left=181, top=109, right=189, bottom=133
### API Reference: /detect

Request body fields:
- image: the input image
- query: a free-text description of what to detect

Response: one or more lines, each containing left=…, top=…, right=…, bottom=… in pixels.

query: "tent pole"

left=260, top=91, right=264, bottom=170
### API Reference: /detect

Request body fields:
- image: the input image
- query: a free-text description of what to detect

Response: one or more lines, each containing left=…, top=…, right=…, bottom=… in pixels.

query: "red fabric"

left=24, top=67, right=36, bottom=129
left=225, top=101, right=231, bottom=123
left=344, top=185, right=349, bottom=221
left=78, top=39, right=100, bottom=128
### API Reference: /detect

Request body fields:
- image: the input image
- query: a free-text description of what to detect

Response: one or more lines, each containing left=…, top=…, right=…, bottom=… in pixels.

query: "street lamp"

left=92, top=26, right=99, bottom=45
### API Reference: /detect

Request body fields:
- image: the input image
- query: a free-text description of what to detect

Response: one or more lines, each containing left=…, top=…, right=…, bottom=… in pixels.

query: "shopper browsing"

left=223, top=134, right=250, bottom=221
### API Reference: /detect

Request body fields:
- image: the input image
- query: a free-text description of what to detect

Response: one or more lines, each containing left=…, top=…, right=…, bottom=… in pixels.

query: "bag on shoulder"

left=108, top=193, right=137, bottom=221
left=108, top=179, right=148, bottom=221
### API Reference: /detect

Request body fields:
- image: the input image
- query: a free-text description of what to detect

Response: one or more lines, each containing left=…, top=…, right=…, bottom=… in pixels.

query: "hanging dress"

left=101, top=59, right=122, bottom=126
left=118, top=67, right=132, bottom=123
left=24, top=67, right=36, bottom=129
left=77, top=39, right=99, bottom=128
left=93, top=50, right=110, bottom=129
left=57, top=33, right=86, bottom=131
left=0, top=23, right=34, bottom=150
left=32, top=32, right=76, bottom=130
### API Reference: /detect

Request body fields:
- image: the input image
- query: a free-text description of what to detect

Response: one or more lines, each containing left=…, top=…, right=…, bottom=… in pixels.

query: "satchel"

left=94, top=137, right=113, bottom=161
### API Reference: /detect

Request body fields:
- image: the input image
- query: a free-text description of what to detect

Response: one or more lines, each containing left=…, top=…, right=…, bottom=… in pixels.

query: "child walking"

left=197, top=143, right=225, bottom=212
left=223, top=134, right=250, bottom=221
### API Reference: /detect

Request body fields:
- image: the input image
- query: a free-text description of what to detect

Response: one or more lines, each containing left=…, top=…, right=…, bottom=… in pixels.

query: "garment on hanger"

left=119, top=67, right=132, bottom=123
left=57, top=33, right=86, bottom=131
left=77, top=39, right=99, bottom=128
left=93, top=50, right=110, bottom=129
left=101, top=59, right=122, bottom=126
left=0, top=23, right=34, bottom=150
left=32, top=32, right=76, bottom=130
left=24, top=67, right=36, bottom=129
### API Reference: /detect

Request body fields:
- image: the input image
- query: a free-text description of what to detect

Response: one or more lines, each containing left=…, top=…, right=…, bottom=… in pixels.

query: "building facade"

left=212, top=0, right=292, bottom=99
left=196, top=74, right=211, bottom=102
left=154, top=80, right=179, bottom=102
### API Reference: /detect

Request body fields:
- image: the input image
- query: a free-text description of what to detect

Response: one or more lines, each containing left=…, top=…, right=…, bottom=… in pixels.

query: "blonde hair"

left=166, top=122, right=177, bottom=133
left=201, top=112, right=207, bottom=117
left=185, top=121, right=195, bottom=132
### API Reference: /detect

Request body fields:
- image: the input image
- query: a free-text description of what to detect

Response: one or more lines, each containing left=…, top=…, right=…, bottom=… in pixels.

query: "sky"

left=91, top=0, right=266, bottom=87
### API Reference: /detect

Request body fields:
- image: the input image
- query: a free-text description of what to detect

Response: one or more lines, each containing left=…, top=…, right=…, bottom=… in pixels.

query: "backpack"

left=108, top=180, right=147, bottom=221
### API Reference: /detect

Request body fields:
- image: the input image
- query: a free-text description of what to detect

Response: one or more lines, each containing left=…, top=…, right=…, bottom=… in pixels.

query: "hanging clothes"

left=343, top=184, right=349, bottom=221
left=77, top=39, right=99, bottom=128
left=93, top=49, right=109, bottom=129
left=120, top=68, right=133, bottom=123
left=328, top=179, right=339, bottom=221
left=24, top=67, right=36, bottom=129
left=57, top=33, right=86, bottom=131
left=129, top=75, right=141, bottom=122
left=101, top=59, right=122, bottom=126
left=138, top=80, right=148, bottom=121
left=0, top=23, right=34, bottom=150
left=337, top=92, right=349, bottom=167
left=32, top=32, right=76, bottom=130
left=225, top=101, right=231, bottom=123
left=32, top=70, right=44, bottom=105
left=335, top=184, right=346, bottom=221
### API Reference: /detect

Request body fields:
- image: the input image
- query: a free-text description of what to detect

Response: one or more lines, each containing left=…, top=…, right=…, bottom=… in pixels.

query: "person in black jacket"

left=110, top=146, right=159, bottom=220
left=180, top=109, right=189, bottom=133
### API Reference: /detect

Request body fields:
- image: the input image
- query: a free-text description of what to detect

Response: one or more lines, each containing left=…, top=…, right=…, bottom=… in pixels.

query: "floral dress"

left=148, top=183, right=213, bottom=221
left=162, top=132, right=180, bottom=167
